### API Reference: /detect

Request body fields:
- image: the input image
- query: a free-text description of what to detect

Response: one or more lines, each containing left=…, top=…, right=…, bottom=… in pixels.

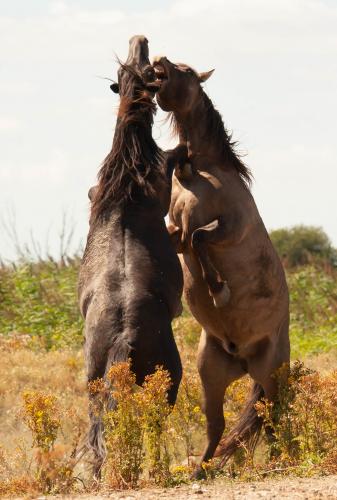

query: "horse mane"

left=169, top=90, right=252, bottom=187
left=91, top=64, right=164, bottom=220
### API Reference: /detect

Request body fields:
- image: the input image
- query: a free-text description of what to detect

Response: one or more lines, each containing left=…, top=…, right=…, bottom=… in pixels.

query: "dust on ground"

left=48, top=475, right=337, bottom=499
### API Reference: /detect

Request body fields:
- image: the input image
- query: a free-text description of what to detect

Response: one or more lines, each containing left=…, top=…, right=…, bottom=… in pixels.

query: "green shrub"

left=288, top=265, right=337, bottom=357
left=0, top=259, right=83, bottom=349
left=21, top=391, right=78, bottom=494
left=270, top=225, right=335, bottom=267
left=256, top=362, right=337, bottom=471
left=97, top=362, right=172, bottom=489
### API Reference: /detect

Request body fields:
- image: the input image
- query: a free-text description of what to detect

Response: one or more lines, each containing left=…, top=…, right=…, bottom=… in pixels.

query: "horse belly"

left=181, top=248, right=288, bottom=350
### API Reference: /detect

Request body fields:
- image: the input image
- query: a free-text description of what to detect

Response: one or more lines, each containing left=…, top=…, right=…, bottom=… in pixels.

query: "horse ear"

left=110, top=82, right=119, bottom=93
left=198, top=69, right=215, bottom=83
left=88, top=185, right=98, bottom=202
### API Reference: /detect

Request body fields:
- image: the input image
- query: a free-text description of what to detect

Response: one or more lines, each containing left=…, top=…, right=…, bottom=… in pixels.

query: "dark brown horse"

left=78, top=37, right=183, bottom=473
left=153, top=56, right=290, bottom=477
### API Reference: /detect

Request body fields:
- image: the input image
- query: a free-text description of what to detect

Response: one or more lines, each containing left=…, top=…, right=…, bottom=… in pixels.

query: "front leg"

left=165, top=143, right=189, bottom=180
left=191, top=216, right=239, bottom=308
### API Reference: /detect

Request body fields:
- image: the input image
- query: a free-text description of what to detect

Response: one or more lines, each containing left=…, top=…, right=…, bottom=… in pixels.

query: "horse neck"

left=114, top=105, right=153, bottom=152
left=91, top=99, right=162, bottom=219
left=174, top=91, right=224, bottom=162
left=111, top=103, right=160, bottom=176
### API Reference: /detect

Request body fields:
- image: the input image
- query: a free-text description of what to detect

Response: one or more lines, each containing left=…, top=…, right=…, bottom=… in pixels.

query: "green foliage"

left=0, top=259, right=83, bottom=349
left=0, top=232, right=336, bottom=492
left=256, top=362, right=337, bottom=470
left=102, top=363, right=145, bottom=489
left=91, top=362, right=173, bottom=489
left=141, top=368, right=172, bottom=484
left=288, top=266, right=337, bottom=357
left=1, top=253, right=336, bottom=358
left=270, top=225, right=336, bottom=267
left=169, top=375, right=205, bottom=465
left=22, top=391, right=60, bottom=451
left=21, top=391, right=78, bottom=494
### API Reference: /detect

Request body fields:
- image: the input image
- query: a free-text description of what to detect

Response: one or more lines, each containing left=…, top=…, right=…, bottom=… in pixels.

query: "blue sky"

left=1, top=0, right=337, bottom=259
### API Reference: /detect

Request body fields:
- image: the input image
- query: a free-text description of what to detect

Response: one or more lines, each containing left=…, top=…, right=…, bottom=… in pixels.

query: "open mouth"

left=153, top=62, right=168, bottom=84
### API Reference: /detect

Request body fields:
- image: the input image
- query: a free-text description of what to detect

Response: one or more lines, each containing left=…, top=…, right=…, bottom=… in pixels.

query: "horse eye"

left=145, top=67, right=155, bottom=78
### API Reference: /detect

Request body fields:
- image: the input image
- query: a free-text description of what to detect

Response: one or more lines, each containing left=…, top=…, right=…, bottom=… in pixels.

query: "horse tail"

left=87, top=335, right=132, bottom=477
left=216, top=382, right=264, bottom=464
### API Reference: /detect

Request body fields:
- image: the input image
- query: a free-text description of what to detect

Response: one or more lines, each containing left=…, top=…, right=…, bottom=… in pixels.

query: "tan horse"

left=153, top=57, right=290, bottom=477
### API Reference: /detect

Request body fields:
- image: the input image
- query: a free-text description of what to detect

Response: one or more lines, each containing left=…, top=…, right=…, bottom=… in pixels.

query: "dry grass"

left=1, top=336, right=337, bottom=496
left=0, top=260, right=337, bottom=496
left=0, top=338, right=87, bottom=452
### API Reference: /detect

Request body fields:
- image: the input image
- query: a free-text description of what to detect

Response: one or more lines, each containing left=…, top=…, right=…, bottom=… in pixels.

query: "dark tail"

left=88, top=416, right=106, bottom=477
left=87, top=337, right=132, bottom=477
left=216, top=382, right=264, bottom=465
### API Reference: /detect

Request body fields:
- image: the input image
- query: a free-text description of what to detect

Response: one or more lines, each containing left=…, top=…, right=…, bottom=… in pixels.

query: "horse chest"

left=170, top=172, right=221, bottom=234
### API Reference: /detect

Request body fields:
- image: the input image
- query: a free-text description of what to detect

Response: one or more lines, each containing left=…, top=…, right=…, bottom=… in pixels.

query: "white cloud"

left=50, top=1, right=69, bottom=16
left=0, top=150, right=69, bottom=184
left=0, top=0, right=337, bottom=258
left=0, top=116, right=21, bottom=131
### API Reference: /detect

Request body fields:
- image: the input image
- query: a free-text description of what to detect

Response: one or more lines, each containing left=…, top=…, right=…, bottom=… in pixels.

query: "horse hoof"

left=212, top=282, right=230, bottom=308
left=190, top=466, right=206, bottom=481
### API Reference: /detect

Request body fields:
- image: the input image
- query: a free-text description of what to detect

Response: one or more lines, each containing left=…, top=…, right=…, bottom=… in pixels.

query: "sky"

left=1, top=0, right=337, bottom=260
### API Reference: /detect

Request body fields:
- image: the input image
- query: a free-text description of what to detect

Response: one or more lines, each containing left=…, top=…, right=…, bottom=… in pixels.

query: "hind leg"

left=84, top=322, right=111, bottom=478
left=165, top=334, right=183, bottom=407
left=247, top=318, right=290, bottom=400
left=247, top=320, right=290, bottom=451
left=130, top=322, right=182, bottom=408
left=215, top=320, right=290, bottom=466
left=194, top=330, right=245, bottom=478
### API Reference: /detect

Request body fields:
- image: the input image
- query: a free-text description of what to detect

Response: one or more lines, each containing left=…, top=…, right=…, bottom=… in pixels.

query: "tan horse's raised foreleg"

left=191, top=217, right=232, bottom=307
left=193, top=329, right=245, bottom=479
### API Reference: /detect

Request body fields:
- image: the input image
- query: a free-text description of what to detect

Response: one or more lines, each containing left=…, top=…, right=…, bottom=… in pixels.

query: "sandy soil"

left=47, top=475, right=337, bottom=499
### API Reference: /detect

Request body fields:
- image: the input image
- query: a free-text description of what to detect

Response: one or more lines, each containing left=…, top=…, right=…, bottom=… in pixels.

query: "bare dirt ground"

left=49, top=475, right=337, bottom=499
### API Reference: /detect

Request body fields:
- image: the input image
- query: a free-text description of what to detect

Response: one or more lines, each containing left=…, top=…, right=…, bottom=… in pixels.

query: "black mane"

left=170, top=91, right=252, bottom=187
left=92, top=65, right=164, bottom=220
